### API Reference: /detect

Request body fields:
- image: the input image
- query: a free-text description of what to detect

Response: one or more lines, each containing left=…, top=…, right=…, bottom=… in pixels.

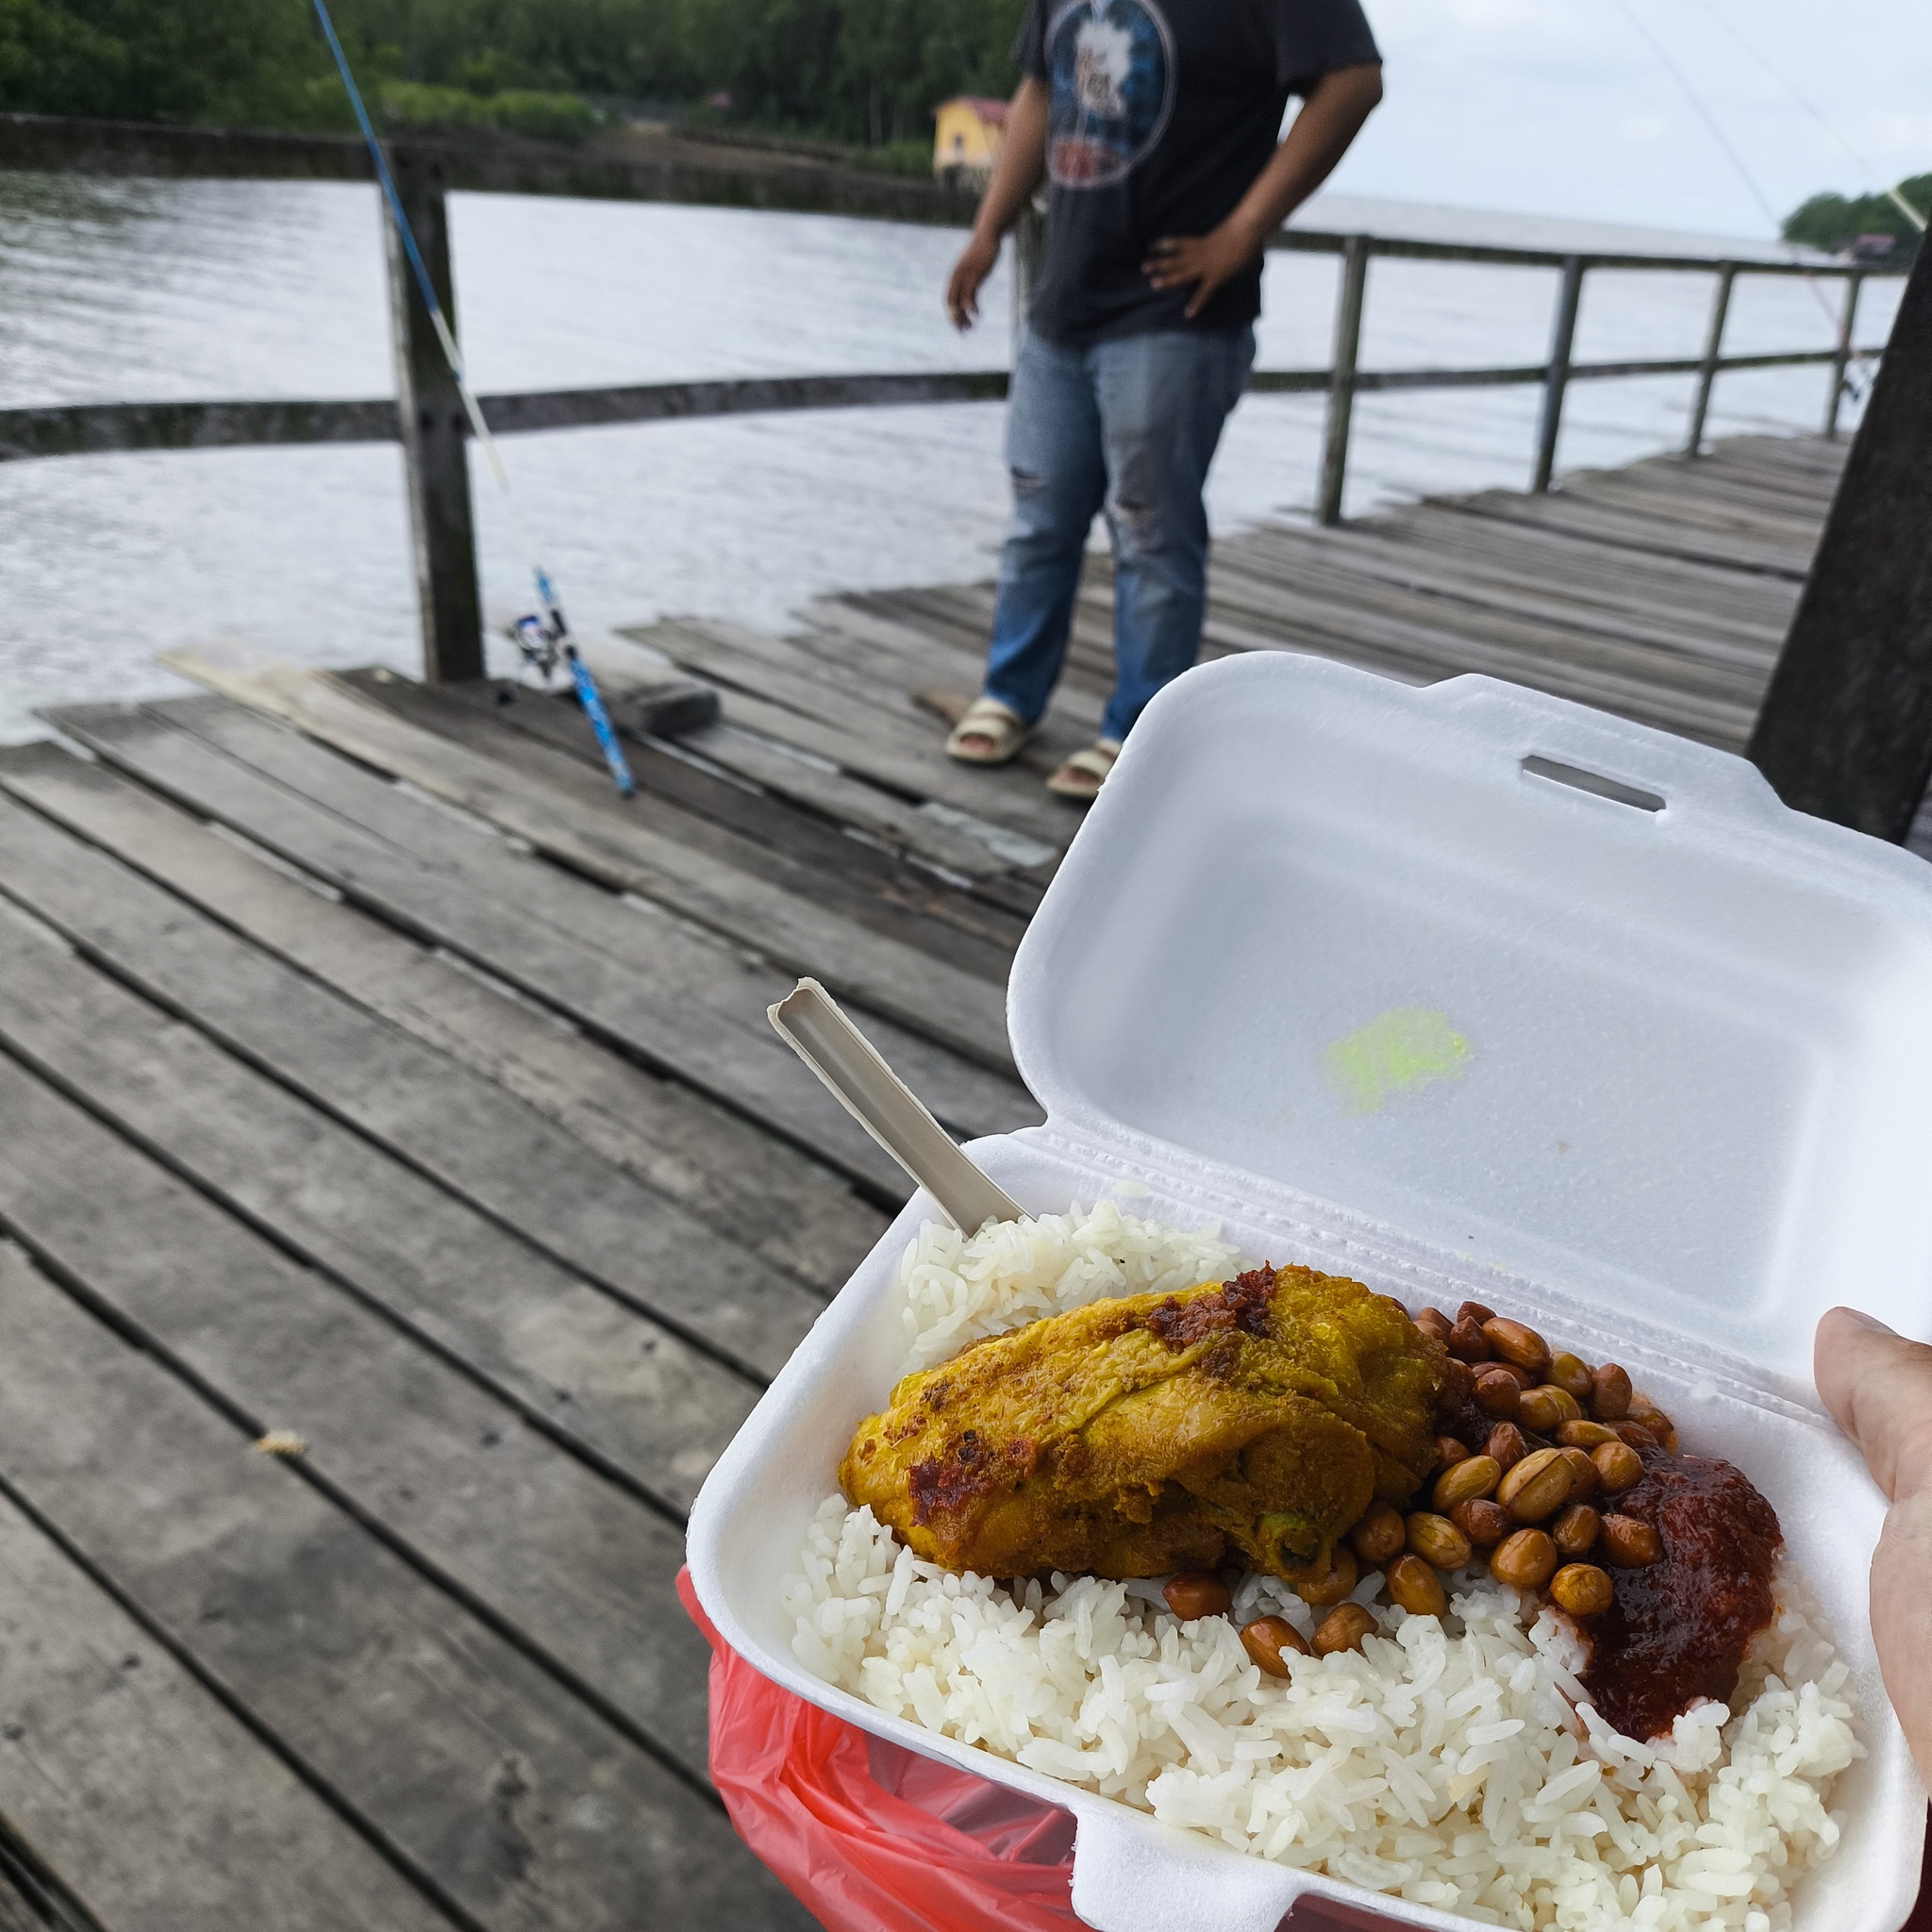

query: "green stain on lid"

left=1324, top=1007, right=1472, bottom=1115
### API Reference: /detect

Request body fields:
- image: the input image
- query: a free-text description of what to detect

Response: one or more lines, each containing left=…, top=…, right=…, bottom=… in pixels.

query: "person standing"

left=943, top=0, right=1384, bottom=799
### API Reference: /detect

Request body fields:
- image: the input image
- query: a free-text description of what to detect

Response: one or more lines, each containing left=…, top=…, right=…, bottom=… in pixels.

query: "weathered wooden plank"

left=649, top=617, right=1098, bottom=797
left=341, top=668, right=1036, bottom=966
left=41, top=701, right=917, bottom=1190
left=157, top=653, right=1020, bottom=1075
left=0, top=879, right=758, bottom=1525
left=1361, top=505, right=1805, bottom=634
left=1210, top=523, right=1787, bottom=661
left=0, top=742, right=889, bottom=1297
left=0, top=1208, right=816, bottom=1931
left=66, top=695, right=1033, bottom=1151
left=0, top=1295, right=457, bottom=1932
left=1557, top=471, right=1830, bottom=548
left=1188, top=541, right=1774, bottom=697
left=1449, top=489, right=1814, bottom=579
left=0, top=1039, right=715, bottom=1774
left=0, top=783, right=824, bottom=1385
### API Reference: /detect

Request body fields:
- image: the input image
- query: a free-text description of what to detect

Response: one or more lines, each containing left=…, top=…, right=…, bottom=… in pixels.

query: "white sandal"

left=1045, top=740, right=1121, bottom=802
left=944, top=696, right=1032, bottom=766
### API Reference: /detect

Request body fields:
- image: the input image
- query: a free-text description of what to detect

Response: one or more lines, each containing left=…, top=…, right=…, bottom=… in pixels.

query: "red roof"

left=938, top=96, right=1008, bottom=125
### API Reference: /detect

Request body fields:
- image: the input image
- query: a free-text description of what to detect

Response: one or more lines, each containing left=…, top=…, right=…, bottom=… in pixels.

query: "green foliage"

left=0, top=0, right=1025, bottom=145
left=375, top=78, right=600, bottom=140
left=1782, top=174, right=1929, bottom=260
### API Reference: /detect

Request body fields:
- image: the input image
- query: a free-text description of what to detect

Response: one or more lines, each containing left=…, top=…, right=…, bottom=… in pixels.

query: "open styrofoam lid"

left=1009, top=656, right=1932, bottom=1388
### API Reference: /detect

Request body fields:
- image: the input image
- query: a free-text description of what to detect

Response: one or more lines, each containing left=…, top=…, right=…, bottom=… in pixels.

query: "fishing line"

left=1677, top=0, right=1925, bottom=235
left=1603, top=0, right=1880, bottom=404
left=308, top=0, right=635, bottom=797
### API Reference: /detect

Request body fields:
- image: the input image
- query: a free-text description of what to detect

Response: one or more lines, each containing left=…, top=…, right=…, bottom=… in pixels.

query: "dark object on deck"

left=386, top=148, right=484, bottom=684
left=1749, top=240, right=1932, bottom=841
left=607, top=679, right=723, bottom=741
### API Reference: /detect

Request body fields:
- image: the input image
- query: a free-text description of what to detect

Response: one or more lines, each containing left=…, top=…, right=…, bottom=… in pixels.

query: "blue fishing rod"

left=310, top=0, right=635, bottom=797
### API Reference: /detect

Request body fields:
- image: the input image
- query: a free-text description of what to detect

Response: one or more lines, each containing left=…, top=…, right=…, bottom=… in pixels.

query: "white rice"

left=892, top=1198, right=1242, bottom=1371
left=789, top=1208, right=1862, bottom=1932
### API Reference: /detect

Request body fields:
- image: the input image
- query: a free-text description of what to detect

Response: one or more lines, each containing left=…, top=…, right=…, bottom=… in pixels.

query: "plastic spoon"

left=768, top=978, right=1023, bottom=1232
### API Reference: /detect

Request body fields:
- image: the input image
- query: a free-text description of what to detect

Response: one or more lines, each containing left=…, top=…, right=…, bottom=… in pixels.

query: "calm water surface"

left=0, top=175, right=1898, bottom=740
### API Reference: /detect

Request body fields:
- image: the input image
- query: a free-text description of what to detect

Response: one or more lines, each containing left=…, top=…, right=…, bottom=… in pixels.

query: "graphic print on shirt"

left=1044, top=0, right=1175, bottom=189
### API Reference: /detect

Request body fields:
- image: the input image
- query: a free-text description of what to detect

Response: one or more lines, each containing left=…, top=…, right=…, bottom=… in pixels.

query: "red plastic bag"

left=683, top=1573, right=1932, bottom=1932
left=678, top=1568, right=1082, bottom=1931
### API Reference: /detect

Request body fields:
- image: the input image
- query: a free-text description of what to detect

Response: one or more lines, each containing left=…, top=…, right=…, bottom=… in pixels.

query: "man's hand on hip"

left=1143, top=219, right=1265, bottom=320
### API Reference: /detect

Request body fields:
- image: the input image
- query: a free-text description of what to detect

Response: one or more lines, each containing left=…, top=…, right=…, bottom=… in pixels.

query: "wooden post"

left=1683, top=263, right=1736, bottom=457
left=1822, top=270, right=1864, bottom=439
left=1532, top=256, right=1586, bottom=492
left=1010, top=198, right=1043, bottom=342
left=1317, top=236, right=1370, bottom=526
left=383, top=145, right=484, bottom=683
left=1747, top=239, right=1932, bottom=841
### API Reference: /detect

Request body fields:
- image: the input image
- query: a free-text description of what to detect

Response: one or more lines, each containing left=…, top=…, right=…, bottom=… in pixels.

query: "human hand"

left=1815, top=1307, right=1932, bottom=1783
left=1143, top=219, right=1263, bottom=320
left=946, top=231, right=1001, bottom=330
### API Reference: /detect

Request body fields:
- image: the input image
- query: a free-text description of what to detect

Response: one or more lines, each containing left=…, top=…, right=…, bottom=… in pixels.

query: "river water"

left=0, top=175, right=1899, bottom=741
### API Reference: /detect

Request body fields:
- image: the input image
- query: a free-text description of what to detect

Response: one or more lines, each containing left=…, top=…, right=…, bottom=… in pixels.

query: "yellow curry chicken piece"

left=840, top=1264, right=1445, bottom=1583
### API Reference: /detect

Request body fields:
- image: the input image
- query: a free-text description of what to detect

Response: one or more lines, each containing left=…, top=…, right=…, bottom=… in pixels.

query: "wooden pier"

left=0, top=431, right=1922, bottom=1930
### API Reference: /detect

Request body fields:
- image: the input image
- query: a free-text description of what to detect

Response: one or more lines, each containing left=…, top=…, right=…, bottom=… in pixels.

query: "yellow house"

left=933, top=97, right=1008, bottom=185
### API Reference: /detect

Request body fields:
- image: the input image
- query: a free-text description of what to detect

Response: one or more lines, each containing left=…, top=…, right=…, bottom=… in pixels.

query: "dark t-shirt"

left=1015, top=0, right=1380, bottom=342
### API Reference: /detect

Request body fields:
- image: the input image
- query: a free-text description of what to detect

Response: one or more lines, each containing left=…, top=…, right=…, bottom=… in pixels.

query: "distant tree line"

left=1782, top=174, right=1929, bottom=263
left=0, top=0, right=1026, bottom=152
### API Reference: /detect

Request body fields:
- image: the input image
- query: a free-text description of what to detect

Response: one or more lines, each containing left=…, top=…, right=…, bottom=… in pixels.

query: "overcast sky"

left=1322, top=0, right=1932, bottom=241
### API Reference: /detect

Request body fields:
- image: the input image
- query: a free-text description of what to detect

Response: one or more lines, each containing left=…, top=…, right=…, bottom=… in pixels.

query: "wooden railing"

left=2, top=110, right=1899, bottom=682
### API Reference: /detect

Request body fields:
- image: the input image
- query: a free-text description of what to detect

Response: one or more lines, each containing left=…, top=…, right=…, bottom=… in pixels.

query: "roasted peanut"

left=1294, top=1544, right=1360, bottom=1607
left=1490, top=1361, right=1538, bottom=1391
left=1551, top=1503, right=1600, bottom=1557
left=1439, top=1357, right=1475, bottom=1407
left=1406, top=1512, right=1474, bottom=1572
left=1550, top=1562, right=1615, bottom=1616
left=1591, top=1441, right=1644, bottom=1494
left=1386, top=1553, right=1448, bottom=1618
left=1351, top=1501, right=1407, bottom=1565
left=1451, top=1497, right=1511, bottom=1547
left=1557, top=1420, right=1619, bottom=1449
left=1240, top=1615, right=1308, bottom=1676
left=1590, top=1363, right=1633, bottom=1421
left=1312, top=1603, right=1378, bottom=1656
left=1162, top=1572, right=1234, bottom=1620
left=1413, top=1307, right=1454, bottom=1345
left=1457, top=1301, right=1497, bottom=1326
left=1497, top=1446, right=1575, bottom=1523
left=1559, top=1446, right=1600, bottom=1502
left=1432, top=1453, right=1501, bottom=1512
left=1609, top=1422, right=1661, bottom=1456
left=1490, top=1527, right=1559, bottom=1591
left=1473, top=1368, right=1523, bottom=1420
left=1485, top=1422, right=1528, bottom=1471
left=1600, top=1515, right=1662, bottom=1568
left=1481, top=1317, right=1549, bottom=1378
left=1447, top=1315, right=1492, bottom=1363
left=1548, top=1351, right=1594, bottom=1402
left=1629, top=1404, right=1677, bottom=1453
left=1518, top=1384, right=1584, bottom=1434
left=1435, top=1435, right=1471, bottom=1473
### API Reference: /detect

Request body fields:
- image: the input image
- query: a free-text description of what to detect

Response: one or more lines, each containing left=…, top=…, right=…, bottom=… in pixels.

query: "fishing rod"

left=308, top=0, right=636, bottom=798
left=1606, top=0, right=1892, bottom=408
left=1680, top=0, right=1925, bottom=238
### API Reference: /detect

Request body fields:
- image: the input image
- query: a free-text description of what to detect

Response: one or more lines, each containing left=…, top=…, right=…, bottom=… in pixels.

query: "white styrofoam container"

left=689, top=655, right=1932, bottom=1932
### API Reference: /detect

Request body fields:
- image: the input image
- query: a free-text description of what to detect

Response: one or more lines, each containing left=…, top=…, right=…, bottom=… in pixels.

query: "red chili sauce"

left=1577, top=1453, right=1782, bottom=1741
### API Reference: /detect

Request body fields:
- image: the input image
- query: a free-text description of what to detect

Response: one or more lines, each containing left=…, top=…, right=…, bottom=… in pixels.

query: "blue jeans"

left=982, top=325, right=1255, bottom=747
